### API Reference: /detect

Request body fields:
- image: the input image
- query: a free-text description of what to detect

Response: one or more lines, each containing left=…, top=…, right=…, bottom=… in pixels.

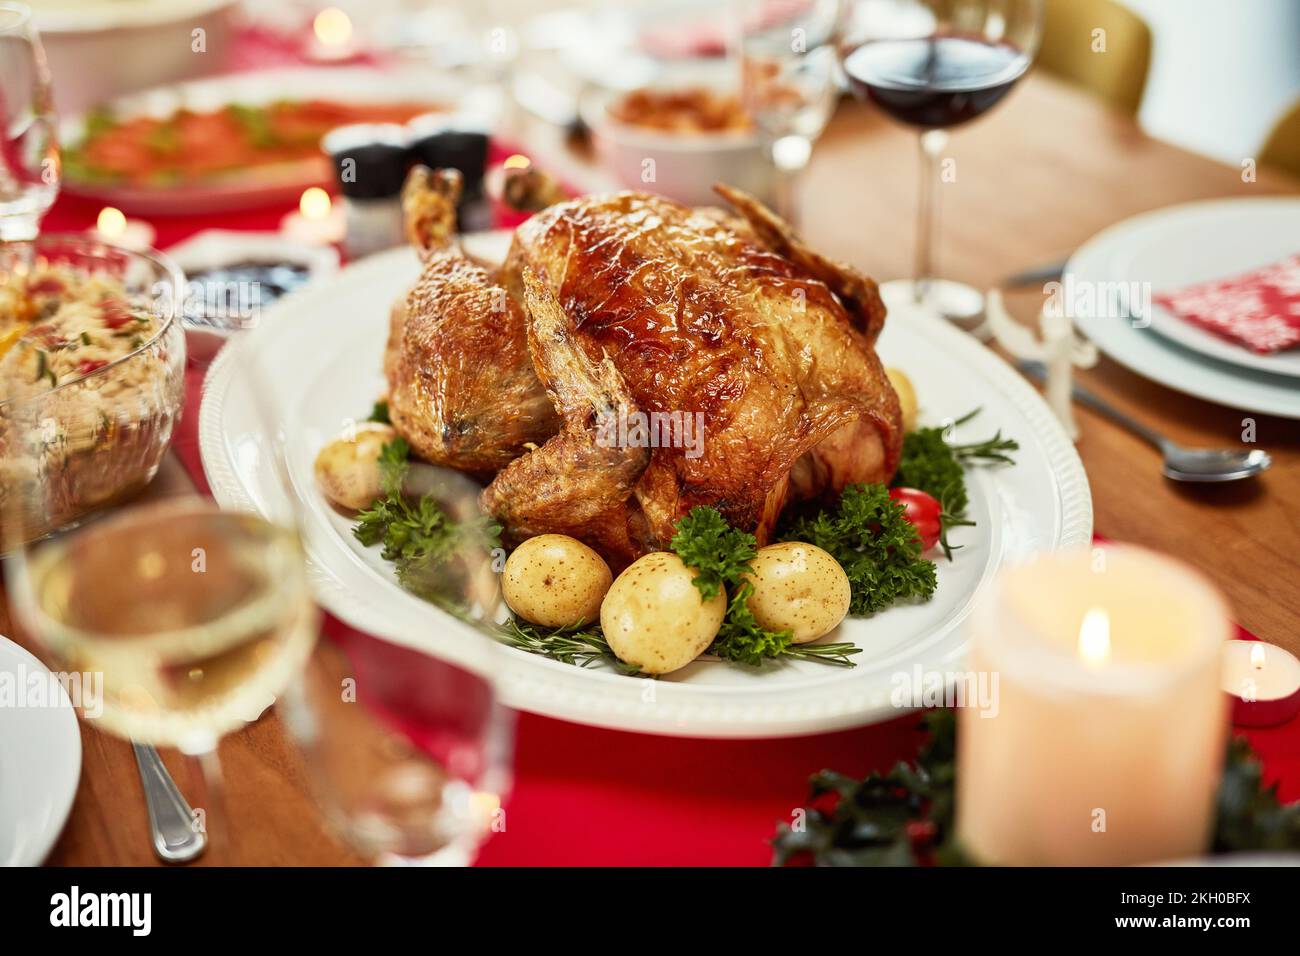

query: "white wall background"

left=1120, top=0, right=1300, bottom=163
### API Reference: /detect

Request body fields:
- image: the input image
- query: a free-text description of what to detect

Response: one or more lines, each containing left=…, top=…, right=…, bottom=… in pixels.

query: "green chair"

left=1260, top=99, right=1300, bottom=181
left=1036, top=0, right=1152, bottom=116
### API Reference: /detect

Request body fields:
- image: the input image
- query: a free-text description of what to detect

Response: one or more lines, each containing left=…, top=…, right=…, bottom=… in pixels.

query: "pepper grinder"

left=322, top=123, right=411, bottom=259
left=406, top=117, right=492, bottom=233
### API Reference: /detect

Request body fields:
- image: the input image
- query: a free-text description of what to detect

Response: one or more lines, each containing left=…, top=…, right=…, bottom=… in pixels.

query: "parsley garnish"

left=368, top=399, right=391, bottom=425
left=670, top=506, right=756, bottom=603
left=890, top=408, right=1018, bottom=559
left=781, top=484, right=937, bottom=616
left=892, top=408, right=1019, bottom=517
left=671, top=507, right=860, bottom=667
left=353, top=438, right=499, bottom=603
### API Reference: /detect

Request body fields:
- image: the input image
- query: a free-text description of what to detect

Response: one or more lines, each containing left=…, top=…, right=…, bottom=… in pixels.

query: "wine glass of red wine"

left=839, top=0, right=1043, bottom=330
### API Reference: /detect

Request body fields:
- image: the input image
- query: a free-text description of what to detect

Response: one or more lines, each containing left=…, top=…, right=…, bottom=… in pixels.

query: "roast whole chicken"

left=385, top=167, right=902, bottom=570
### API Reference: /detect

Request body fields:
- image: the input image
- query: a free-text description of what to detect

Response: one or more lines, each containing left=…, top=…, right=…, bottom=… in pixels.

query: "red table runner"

left=44, top=188, right=1300, bottom=866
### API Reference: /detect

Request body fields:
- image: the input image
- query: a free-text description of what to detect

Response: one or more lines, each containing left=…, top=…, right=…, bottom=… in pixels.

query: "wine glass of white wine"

left=2, top=326, right=320, bottom=861
left=0, top=2, right=59, bottom=245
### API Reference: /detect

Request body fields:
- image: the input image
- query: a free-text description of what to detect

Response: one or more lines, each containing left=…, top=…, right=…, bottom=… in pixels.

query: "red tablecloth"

left=42, top=189, right=1300, bottom=866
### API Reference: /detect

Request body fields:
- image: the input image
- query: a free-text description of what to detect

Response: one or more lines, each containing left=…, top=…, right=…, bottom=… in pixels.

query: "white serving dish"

left=58, top=66, right=502, bottom=215
left=580, top=85, right=775, bottom=208
left=200, top=240, right=1091, bottom=739
left=32, top=0, right=238, bottom=116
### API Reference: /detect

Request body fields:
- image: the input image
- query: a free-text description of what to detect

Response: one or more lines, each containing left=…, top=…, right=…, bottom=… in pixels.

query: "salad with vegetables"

left=313, top=368, right=1018, bottom=677
left=63, top=99, right=438, bottom=187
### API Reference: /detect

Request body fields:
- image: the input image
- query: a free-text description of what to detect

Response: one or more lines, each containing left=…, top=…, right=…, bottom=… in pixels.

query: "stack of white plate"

left=1068, top=197, right=1300, bottom=420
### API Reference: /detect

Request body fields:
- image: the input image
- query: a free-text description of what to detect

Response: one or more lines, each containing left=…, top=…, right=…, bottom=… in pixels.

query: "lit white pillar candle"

left=957, top=545, right=1231, bottom=866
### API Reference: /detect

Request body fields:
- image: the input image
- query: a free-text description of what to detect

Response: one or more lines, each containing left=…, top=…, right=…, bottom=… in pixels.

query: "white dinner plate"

left=0, top=636, right=82, bottom=865
left=200, top=245, right=1092, bottom=738
left=1069, top=198, right=1300, bottom=418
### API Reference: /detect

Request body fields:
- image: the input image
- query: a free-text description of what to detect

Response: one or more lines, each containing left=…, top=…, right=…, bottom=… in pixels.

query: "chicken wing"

left=384, top=167, right=558, bottom=477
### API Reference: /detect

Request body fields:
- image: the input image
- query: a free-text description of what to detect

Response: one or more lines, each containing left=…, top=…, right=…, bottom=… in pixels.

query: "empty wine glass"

left=0, top=2, right=59, bottom=244
left=283, top=622, right=513, bottom=866
left=281, top=455, right=513, bottom=866
left=737, top=0, right=841, bottom=225
left=839, top=0, right=1043, bottom=329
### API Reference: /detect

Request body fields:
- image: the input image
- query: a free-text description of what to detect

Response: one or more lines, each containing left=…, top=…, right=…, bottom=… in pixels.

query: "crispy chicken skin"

left=386, top=168, right=900, bottom=568
left=385, top=167, right=559, bottom=476
left=482, top=187, right=902, bottom=568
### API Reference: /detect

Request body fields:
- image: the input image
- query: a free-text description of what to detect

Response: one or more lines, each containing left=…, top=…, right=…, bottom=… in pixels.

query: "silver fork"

left=132, top=742, right=207, bottom=863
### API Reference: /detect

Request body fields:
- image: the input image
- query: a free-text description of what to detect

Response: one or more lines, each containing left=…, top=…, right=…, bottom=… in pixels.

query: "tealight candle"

left=281, top=188, right=346, bottom=246
left=305, top=7, right=358, bottom=63
left=956, top=545, right=1231, bottom=866
left=1222, top=640, right=1300, bottom=727
left=92, top=206, right=155, bottom=251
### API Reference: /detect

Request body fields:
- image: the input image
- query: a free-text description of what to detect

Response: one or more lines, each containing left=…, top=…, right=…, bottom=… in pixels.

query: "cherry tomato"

left=888, top=487, right=942, bottom=551
left=100, top=299, right=133, bottom=330
left=26, top=276, right=64, bottom=296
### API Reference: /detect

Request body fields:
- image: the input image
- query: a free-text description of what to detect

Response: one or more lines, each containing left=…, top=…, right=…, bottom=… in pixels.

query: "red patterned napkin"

left=1154, top=254, right=1300, bottom=354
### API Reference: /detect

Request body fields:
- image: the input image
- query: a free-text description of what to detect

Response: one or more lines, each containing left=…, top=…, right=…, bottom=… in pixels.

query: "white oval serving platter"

left=200, top=244, right=1091, bottom=738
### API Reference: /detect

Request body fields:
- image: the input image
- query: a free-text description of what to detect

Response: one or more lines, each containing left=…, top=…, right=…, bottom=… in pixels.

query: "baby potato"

left=744, top=542, right=850, bottom=644
left=601, top=552, right=726, bottom=675
left=886, top=367, right=919, bottom=433
left=503, top=534, right=612, bottom=628
left=314, top=422, right=398, bottom=511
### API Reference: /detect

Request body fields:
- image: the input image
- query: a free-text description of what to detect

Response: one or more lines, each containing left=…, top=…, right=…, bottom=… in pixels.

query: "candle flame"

left=300, top=187, right=332, bottom=221
left=1251, top=643, right=1266, bottom=670
left=469, top=790, right=500, bottom=817
left=96, top=206, right=127, bottom=240
left=1077, top=607, right=1110, bottom=668
left=313, top=7, right=353, bottom=47
left=503, top=154, right=531, bottom=171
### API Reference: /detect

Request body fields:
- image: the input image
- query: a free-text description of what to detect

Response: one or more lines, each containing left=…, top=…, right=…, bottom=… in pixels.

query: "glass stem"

left=0, top=223, right=39, bottom=271
left=775, top=166, right=801, bottom=229
left=915, top=128, right=949, bottom=304
left=767, top=134, right=812, bottom=228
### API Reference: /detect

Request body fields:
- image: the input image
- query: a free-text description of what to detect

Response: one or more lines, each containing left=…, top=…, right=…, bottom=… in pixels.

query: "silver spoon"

left=132, top=742, right=207, bottom=863
left=1018, top=361, right=1273, bottom=482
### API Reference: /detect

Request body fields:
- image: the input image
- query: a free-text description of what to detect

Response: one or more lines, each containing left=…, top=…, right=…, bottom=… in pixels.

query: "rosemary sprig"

left=498, top=618, right=642, bottom=675
left=944, top=407, right=1020, bottom=464
left=778, top=641, right=863, bottom=667
left=936, top=488, right=976, bottom=562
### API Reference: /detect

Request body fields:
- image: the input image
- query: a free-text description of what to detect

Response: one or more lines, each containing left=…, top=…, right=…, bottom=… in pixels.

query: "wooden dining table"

left=5, top=69, right=1299, bottom=866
